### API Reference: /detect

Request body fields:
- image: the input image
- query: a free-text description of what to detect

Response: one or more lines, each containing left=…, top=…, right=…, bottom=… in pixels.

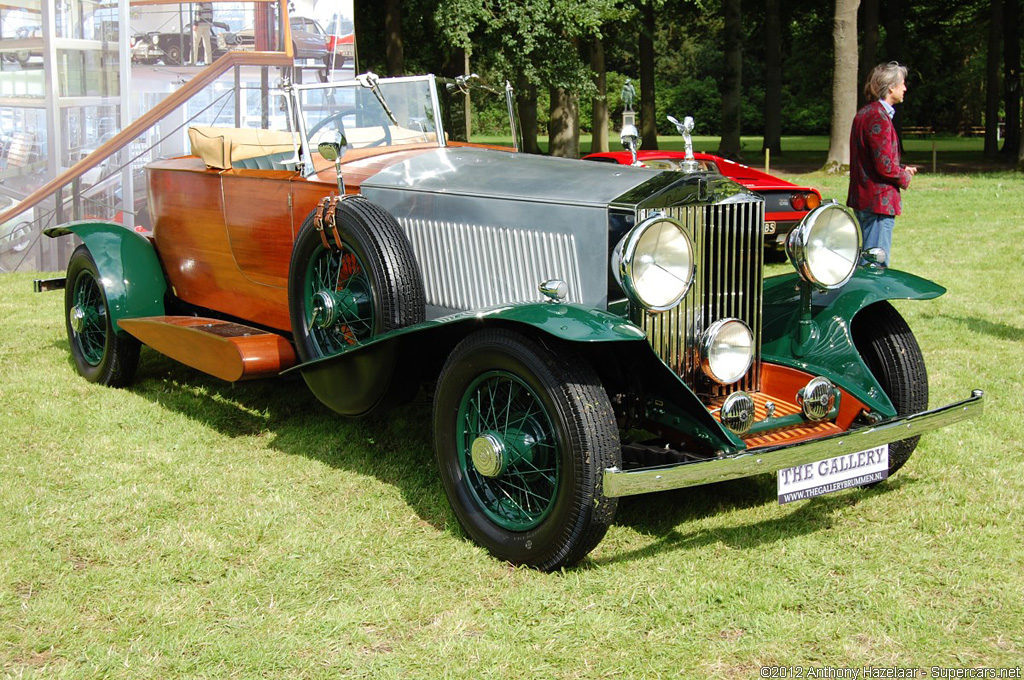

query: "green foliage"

left=357, top=0, right=1007, bottom=140
left=436, top=0, right=617, bottom=91
left=656, top=76, right=721, bottom=135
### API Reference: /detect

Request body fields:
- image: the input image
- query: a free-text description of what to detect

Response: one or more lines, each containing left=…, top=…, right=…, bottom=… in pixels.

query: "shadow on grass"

left=129, top=349, right=450, bottom=525
left=592, top=476, right=911, bottom=566
left=109, top=347, right=912, bottom=569
left=926, top=314, right=1024, bottom=343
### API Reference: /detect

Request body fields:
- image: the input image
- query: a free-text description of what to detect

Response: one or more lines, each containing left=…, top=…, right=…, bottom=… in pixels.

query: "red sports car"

left=584, top=130, right=821, bottom=253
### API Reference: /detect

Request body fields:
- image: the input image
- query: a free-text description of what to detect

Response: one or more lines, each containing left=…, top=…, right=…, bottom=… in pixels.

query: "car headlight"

left=786, top=202, right=861, bottom=290
left=615, top=214, right=694, bottom=311
left=700, top=318, right=754, bottom=385
left=151, top=34, right=159, bottom=45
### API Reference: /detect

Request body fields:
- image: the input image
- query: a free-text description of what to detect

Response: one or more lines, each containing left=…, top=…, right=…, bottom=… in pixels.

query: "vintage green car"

left=37, top=73, right=982, bottom=570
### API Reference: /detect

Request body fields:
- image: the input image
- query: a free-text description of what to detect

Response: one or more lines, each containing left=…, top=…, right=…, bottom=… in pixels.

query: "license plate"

left=777, top=445, right=888, bottom=504
left=763, top=221, right=777, bottom=235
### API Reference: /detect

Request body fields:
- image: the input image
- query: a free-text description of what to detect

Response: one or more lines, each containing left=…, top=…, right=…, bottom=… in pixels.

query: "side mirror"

left=317, top=131, right=348, bottom=195
left=317, top=130, right=347, bottom=161
left=620, top=124, right=641, bottom=166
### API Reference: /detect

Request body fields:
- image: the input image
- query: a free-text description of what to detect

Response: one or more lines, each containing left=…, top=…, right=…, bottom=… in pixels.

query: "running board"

left=118, top=316, right=297, bottom=382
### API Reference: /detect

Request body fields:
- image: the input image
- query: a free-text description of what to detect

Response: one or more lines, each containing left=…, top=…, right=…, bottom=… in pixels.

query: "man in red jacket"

left=848, top=62, right=918, bottom=267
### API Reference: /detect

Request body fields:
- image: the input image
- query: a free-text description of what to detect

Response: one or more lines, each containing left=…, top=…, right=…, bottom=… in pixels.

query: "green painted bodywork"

left=297, top=268, right=945, bottom=443
left=40, top=219, right=944, bottom=449
left=292, top=302, right=650, bottom=377
left=294, top=300, right=741, bottom=449
left=45, top=221, right=166, bottom=333
left=761, top=268, right=945, bottom=417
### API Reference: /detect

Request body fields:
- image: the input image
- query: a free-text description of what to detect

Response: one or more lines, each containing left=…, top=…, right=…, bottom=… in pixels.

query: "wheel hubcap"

left=471, top=433, right=506, bottom=478
left=69, top=304, right=86, bottom=333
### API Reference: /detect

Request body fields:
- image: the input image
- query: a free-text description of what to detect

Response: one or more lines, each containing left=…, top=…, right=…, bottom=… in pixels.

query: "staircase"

left=0, top=0, right=303, bottom=274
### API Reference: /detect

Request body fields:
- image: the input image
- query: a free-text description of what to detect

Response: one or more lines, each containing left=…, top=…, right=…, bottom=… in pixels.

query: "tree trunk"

left=884, top=0, right=905, bottom=65
left=384, top=0, right=403, bottom=77
left=763, top=0, right=782, bottom=154
left=1002, top=0, right=1021, bottom=159
left=548, top=87, right=580, bottom=158
left=590, top=37, right=609, bottom=153
left=639, top=2, right=658, bottom=150
left=718, top=0, right=743, bottom=158
left=517, top=75, right=540, bottom=155
left=986, top=0, right=1003, bottom=158
left=824, top=0, right=860, bottom=173
left=858, top=0, right=879, bottom=101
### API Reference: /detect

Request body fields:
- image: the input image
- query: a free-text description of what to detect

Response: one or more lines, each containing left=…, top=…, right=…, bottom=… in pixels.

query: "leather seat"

left=231, top=151, right=298, bottom=171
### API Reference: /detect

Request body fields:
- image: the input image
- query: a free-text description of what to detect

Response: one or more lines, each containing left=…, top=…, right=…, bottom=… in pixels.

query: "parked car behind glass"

left=235, top=16, right=330, bottom=66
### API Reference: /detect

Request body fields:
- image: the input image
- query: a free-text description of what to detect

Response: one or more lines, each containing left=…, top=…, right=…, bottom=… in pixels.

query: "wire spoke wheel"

left=459, top=371, right=560, bottom=531
left=434, top=329, right=621, bottom=571
left=304, top=243, right=374, bottom=355
left=63, top=245, right=140, bottom=387
left=70, top=270, right=108, bottom=366
left=288, top=197, right=424, bottom=364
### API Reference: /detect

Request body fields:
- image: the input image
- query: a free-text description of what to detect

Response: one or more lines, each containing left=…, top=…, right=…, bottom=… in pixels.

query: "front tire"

left=163, top=44, right=181, bottom=65
left=852, top=301, right=928, bottom=476
left=64, top=245, right=140, bottom=387
left=433, top=329, right=621, bottom=571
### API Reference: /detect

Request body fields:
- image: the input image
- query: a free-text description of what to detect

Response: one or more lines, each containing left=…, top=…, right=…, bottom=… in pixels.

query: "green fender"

left=761, top=268, right=945, bottom=416
left=45, top=221, right=166, bottom=333
left=295, top=301, right=649, bottom=417
left=293, top=301, right=741, bottom=450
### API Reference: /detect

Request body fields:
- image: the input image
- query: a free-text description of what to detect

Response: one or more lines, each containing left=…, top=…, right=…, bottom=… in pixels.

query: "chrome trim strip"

left=602, top=390, right=984, bottom=498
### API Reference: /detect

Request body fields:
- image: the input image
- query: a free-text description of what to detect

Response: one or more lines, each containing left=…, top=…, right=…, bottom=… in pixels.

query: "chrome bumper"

left=602, top=390, right=984, bottom=498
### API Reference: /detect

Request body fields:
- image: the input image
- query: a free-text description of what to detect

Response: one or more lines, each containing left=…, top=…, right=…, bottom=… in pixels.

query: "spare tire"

left=288, top=196, right=425, bottom=363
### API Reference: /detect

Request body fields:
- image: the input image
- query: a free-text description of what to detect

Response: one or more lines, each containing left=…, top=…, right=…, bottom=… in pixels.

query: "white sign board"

left=777, top=445, right=889, bottom=504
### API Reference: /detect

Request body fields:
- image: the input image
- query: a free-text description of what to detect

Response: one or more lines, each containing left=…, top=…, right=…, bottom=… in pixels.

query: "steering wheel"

left=307, top=108, right=393, bottom=148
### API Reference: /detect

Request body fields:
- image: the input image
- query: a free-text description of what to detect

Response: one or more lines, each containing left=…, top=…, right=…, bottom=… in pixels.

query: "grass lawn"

left=1, top=170, right=1022, bottom=677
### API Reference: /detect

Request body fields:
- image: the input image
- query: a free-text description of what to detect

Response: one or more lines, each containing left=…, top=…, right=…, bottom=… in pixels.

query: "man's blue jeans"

left=855, top=210, right=895, bottom=266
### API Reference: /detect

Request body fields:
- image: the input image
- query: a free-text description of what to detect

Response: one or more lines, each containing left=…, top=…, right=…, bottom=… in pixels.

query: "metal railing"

left=0, top=0, right=298, bottom=273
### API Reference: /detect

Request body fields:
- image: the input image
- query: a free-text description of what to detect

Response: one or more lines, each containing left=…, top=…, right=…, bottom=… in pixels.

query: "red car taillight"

left=790, top=191, right=821, bottom=211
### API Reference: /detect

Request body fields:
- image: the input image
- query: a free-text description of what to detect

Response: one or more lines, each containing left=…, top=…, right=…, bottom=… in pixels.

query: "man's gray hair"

left=864, top=62, right=908, bottom=102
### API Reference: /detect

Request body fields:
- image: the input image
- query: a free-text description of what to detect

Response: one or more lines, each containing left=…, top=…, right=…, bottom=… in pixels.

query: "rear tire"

left=64, top=245, right=141, bottom=387
left=851, top=301, right=928, bottom=476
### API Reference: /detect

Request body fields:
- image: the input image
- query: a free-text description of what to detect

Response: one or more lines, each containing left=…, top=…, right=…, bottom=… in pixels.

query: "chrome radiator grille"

left=638, top=199, right=765, bottom=396
left=400, top=218, right=584, bottom=310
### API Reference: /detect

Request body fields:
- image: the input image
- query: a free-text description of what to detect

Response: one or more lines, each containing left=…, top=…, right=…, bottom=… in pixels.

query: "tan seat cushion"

left=188, top=126, right=298, bottom=170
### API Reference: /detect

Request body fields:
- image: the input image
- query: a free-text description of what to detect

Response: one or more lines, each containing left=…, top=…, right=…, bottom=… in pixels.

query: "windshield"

left=296, top=76, right=443, bottom=154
